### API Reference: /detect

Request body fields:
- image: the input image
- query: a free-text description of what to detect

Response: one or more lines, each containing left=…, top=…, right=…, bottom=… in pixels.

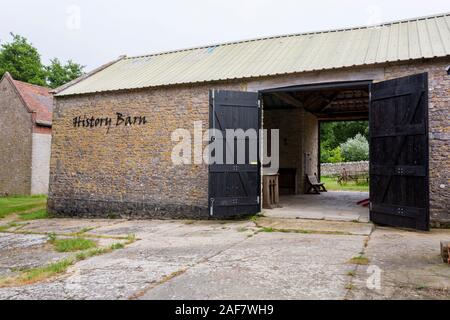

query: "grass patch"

left=18, top=209, right=48, bottom=221
left=51, top=237, right=97, bottom=252
left=321, top=176, right=369, bottom=192
left=0, top=240, right=128, bottom=287
left=110, top=243, right=125, bottom=250
left=126, top=234, right=136, bottom=243
left=348, top=255, right=370, bottom=265
left=0, top=195, right=47, bottom=219
left=75, top=247, right=109, bottom=261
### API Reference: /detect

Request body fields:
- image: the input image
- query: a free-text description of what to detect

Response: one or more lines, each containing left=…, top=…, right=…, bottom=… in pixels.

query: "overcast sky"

left=1, top=0, right=449, bottom=70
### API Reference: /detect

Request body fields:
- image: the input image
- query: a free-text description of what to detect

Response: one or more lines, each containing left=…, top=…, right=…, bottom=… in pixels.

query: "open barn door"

left=209, top=90, right=261, bottom=218
left=370, top=73, right=429, bottom=231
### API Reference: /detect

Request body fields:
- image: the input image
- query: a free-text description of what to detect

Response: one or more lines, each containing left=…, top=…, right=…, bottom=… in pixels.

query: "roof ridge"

left=126, top=12, right=450, bottom=60
left=13, top=79, right=51, bottom=91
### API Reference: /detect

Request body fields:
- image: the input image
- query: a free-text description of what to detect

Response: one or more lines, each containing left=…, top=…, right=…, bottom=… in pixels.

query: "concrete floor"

left=0, top=217, right=449, bottom=300
left=265, top=191, right=370, bottom=223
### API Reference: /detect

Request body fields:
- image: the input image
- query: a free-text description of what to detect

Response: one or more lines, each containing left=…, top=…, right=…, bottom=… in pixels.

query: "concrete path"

left=0, top=217, right=448, bottom=300
left=265, top=191, right=370, bottom=222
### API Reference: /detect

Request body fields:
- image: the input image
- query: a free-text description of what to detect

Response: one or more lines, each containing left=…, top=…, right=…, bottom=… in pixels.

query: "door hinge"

left=209, top=198, right=215, bottom=216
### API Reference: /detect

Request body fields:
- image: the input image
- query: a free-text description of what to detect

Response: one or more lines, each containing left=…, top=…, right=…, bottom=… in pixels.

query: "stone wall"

left=48, top=83, right=243, bottom=219
left=263, top=108, right=302, bottom=193
left=384, top=58, right=450, bottom=227
left=0, top=76, right=32, bottom=195
left=321, top=161, right=369, bottom=176
left=31, top=133, right=52, bottom=195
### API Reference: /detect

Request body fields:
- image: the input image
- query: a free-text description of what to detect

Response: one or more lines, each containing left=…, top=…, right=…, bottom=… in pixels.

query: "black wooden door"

left=209, top=90, right=261, bottom=218
left=370, top=73, right=429, bottom=231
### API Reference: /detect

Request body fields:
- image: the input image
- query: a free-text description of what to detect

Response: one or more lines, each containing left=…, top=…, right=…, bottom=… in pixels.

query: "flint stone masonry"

left=321, top=161, right=369, bottom=176
left=49, top=58, right=450, bottom=225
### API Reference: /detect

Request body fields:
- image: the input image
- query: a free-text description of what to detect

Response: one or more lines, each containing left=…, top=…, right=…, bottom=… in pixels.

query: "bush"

left=340, top=134, right=369, bottom=162
left=321, top=145, right=344, bottom=163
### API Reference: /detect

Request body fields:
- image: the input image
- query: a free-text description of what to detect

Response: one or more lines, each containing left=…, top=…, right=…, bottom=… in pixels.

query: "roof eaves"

left=53, top=55, right=127, bottom=95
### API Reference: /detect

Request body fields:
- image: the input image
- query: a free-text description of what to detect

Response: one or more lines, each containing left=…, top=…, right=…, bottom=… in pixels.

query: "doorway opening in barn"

left=260, top=81, right=371, bottom=222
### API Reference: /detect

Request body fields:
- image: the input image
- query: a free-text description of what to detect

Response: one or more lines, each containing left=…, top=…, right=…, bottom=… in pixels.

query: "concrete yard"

left=0, top=216, right=449, bottom=300
left=265, top=191, right=370, bottom=223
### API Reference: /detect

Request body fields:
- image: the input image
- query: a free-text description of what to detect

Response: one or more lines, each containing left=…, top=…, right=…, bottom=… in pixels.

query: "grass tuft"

left=51, top=237, right=97, bottom=252
left=348, top=255, right=370, bottom=265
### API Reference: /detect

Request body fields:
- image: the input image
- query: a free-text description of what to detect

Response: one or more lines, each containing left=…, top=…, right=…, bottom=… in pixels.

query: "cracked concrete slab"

left=140, top=232, right=367, bottom=300
left=0, top=220, right=252, bottom=300
left=0, top=217, right=448, bottom=300
left=348, top=227, right=450, bottom=300
left=256, top=217, right=373, bottom=236
left=18, top=218, right=122, bottom=235
left=0, top=233, right=71, bottom=278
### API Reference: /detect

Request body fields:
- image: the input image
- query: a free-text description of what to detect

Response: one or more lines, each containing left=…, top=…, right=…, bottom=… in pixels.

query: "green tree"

left=340, top=134, right=369, bottom=162
left=0, top=33, right=46, bottom=86
left=45, top=58, right=84, bottom=89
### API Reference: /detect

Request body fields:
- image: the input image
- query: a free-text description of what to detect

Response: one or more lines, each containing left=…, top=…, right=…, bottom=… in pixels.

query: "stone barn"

left=0, top=72, right=53, bottom=195
left=49, top=13, right=450, bottom=230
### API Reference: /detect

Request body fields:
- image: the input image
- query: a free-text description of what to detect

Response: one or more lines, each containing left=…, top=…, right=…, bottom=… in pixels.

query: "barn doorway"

left=261, top=81, right=371, bottom=223
left=258, top=73, right=430, bottom=230
left=208, top=73, right=430, bottom=230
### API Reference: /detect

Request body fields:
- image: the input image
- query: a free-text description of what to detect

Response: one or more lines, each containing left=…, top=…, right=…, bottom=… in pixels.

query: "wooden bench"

left=306, top=174, right=327, bottom=194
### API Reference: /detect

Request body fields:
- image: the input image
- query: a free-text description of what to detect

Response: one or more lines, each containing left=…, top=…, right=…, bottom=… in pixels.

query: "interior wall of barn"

left=262, top=105, right=318, bottom=195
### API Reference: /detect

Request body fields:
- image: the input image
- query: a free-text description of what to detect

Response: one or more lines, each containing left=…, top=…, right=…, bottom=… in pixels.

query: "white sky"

left=1, top=0, right=449, bottom=70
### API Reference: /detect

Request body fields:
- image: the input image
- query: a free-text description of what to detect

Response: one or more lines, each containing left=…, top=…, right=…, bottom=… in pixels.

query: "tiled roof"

left=2, top=73, right=53, bottom=124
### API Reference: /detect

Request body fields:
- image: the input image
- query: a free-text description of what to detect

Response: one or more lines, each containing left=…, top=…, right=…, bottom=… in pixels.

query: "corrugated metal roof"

left=57, top=13, right=450, bottom=96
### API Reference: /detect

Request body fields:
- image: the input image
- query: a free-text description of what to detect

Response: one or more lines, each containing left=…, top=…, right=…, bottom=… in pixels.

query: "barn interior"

left=261, top=81, right=371, bottom=222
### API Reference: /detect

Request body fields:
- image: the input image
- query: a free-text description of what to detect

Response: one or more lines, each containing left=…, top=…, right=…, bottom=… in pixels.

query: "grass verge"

left=0, top=195, right=47, bottom=219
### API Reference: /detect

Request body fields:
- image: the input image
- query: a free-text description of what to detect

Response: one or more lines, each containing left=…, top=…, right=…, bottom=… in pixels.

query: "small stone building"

left=49, top=13, right=450, bottom=230
left=0, top=72, right=53, bottom=195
